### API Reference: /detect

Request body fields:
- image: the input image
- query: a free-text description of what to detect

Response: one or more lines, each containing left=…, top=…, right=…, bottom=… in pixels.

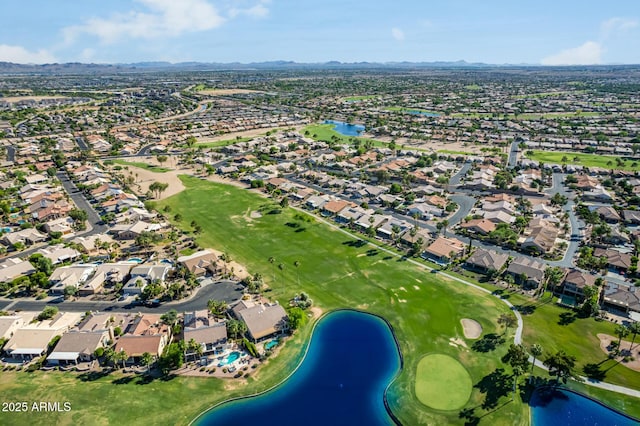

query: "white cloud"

left=541, top=41, right=603, bottom=66
left=391, top=28, right=405, bottom=41
left=601, top=17, right=638, bottom=37
left=63, top=0, right=226, bottom=44
left=229, top=1, right=270, bottom=19
left=0, top=44, right=57, bottom=64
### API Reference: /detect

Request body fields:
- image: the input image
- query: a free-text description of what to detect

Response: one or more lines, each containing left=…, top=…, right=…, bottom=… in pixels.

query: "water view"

left=196, top=310, right=401, bottom=426
left=324, top=120, right=365, bottom=136
left=530, top=387, right=638, bottom=426
left=405, top=110, right=440, bottom=117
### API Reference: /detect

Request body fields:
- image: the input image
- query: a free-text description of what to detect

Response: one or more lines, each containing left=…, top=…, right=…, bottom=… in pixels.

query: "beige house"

left=236, top=303, right=288, bottom=342
left=178, top=249, right=220, bottom=277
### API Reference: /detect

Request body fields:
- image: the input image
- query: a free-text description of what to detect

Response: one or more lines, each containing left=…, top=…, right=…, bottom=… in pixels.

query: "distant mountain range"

left=0, top=60, right=526, bottom=74
left=0, top=60, right=635, bottom=74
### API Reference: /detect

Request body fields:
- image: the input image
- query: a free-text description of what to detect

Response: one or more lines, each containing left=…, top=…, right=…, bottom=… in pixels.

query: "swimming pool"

left=218, top=351, right=241, bottom=367
left=127, top=257, right=143, bottom=263
left=264, top=339, right=279, bottom=351
left=160, top=259, right=173, bottom=265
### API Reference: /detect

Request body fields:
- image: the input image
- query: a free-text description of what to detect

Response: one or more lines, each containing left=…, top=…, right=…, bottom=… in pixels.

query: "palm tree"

left=530, top=343, right=543, bottom=375
left=141, top=352, right=153, bottom=373
left=629, top=322, right=640, bottom=349
left=615, top=324, right=630, bottom=352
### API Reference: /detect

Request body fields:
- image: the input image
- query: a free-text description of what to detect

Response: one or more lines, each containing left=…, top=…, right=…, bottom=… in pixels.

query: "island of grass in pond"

left=196, top=310, right=401, bottom=426
left=530, top=387, right=638, bottom=426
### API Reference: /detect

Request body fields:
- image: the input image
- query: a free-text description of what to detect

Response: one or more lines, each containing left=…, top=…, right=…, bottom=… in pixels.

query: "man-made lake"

left=324, top=120, right=365, bottom=136
left=196, top=310, right=401, bottom=426
left=530, top=387, right=638, bottom=426
left=406, top=110, right=440, bottom=117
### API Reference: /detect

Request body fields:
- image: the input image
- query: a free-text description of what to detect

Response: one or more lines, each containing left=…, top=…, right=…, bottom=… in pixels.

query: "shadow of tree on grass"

left=557, top=312, right=576, bottom=326
left=471, top=333, right=506, bottom=353
left=474, top=368, right=512, bottom=410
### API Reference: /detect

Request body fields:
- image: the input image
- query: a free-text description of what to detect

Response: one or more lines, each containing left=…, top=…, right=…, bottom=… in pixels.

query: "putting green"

left=415, top=354, right=472, bottom=410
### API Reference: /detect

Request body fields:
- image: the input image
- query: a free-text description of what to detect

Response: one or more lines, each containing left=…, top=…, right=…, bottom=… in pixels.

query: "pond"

left=324, top=120, right=365, bottom=136
left=196, top=310, right=401, bottom=426
left=530, top=387, right=638, bottom=426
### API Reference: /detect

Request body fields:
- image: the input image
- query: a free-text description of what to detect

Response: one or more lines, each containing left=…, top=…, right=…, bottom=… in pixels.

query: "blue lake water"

left=530, top=387, right=638, bottom=426
left=196, top=310, right=401, bottom=426
left=324, top=120, right=365, bottom=136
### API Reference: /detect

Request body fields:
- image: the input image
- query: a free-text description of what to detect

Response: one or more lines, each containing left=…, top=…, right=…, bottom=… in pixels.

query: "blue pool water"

left=324, top=120, right=365, bottom=136
left=1, top=227, right=11, bottom=233
left=127, top=257, right=143, bottom=263
left=197, top=310, right=401, bottom=426
left=160, top=259, right=172, bottom=265
left=264, top=339, right=279, bottom=351
left=218, top=351, right=241, bottom=367
left=530, top=387, right=638, bottom=426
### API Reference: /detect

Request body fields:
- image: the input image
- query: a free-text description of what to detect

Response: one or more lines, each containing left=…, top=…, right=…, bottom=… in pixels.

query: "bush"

left=222, top=367, right=228, bottom=373
left=37, top=306, right=58, bottom=321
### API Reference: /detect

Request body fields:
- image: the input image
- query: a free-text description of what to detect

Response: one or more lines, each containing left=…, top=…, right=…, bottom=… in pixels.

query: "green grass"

left=438, top=149, right=477, bottom=156
left=153, top=176, right=527, bottom=425
left=303, top=123, right=430, bottom=152
left=111, top=159, right=171, bottom=173
left=509, top=293, right=640, bottom=390
left=195, top=137, right=252, bottom=149
left=415, top=354, right=473, bottom=410
left=0, top=320, right=315, bottom=426
left=524, top=150, right=640, bottom=171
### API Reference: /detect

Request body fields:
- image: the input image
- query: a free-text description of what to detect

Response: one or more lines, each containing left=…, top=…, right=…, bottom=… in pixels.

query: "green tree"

left=498, top=313, right=517, bottom=335
left=207, top=299, right=228, bottom=319
left=530, top=343, right=543, bottom=375
left=615, top=324, right=630, bottom=350
left=156, top=155, right=168, bottom=167
left=544, top=350, right=576, bottom=384
left=628, top=322, right=640, bottom=349
left=37, top=306, right=58, bottom=321
left=141, top=352, right=154, bottom=373
left=288, top=307, right=307, bottom=330
left=226, top=319, right=247, bottom=340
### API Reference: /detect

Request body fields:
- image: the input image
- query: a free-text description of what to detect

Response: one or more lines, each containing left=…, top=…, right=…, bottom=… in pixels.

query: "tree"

left=226, top=319, right=247, bottom=340
left=501, top=344, right=529, bottom=372
left=615, top=324, right=630, bottom=350
left=160, top=309, right=178, bottom=327
left=68, top=208, right=88, bottom=229
left=543, top=350, right=576, bottom=384
left=288, top=307, right=307, bottom=330
left=115, top=349, right=128, bottom=369
left=530, top=343, right=543, bottom=375
left=149, top=181, right=169, bottom=199
left=63, top=285, right=78, bottom=299
left=627, top=322, right=640, bottom=350
left=37, top=306, right=58, bottom=321
left=141, top=352, right=154, bottom=372
left=498, top=313, right=517, bottom=335
left=207, top=299, right=228, bottom=319
left=156, top=155, right=168, bottom=167
left=158, top=342, right=185, bottom=373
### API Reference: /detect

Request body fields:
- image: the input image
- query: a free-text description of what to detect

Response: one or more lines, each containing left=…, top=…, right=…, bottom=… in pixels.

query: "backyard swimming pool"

left=264, top=339, right=279, bottom=351
left=218, top=351, right=241, bottom=367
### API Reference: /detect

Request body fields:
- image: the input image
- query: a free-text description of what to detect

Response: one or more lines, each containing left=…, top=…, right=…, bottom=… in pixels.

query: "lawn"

left=343, top=95, right=378, bottom=101
left=111, top=159, right=171, bottom=173
left=303, top=123, right=428, bottom=152
left=451, top=111, right=601, bottom=120
left=509, top=292, right=640, bottom=390
left=0, top=314, right=316, bottom=426
left=415, top=354, right=473, bottom=410
left=195, top=137, right=253, bottom=149
left=524, top=150, right=640, bottom=171
left=153, top=176, right=527, bottom=425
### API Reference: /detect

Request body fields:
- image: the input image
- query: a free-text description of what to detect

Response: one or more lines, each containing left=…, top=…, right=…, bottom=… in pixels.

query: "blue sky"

left=0, top=0, right=638, bottom=65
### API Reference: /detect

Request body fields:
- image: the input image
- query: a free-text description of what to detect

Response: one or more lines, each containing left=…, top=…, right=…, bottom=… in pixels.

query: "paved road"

left=56, top=171, right=108, bottom=235
left=507, top=139, right=520, bottom=168
left=75, top=136, right=89, bottom=151
left=448, top=194, right=476, bottom=227
left=5, top=280, right=244, bottom=313
left=6, top=145, right=15, bottom=162
left=545, top=172, right=583, bottom=268
left=449, top=162, right=472, bottom=187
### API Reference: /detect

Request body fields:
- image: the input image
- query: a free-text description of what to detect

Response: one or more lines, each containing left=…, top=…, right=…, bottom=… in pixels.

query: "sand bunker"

left=461, top=318, right=482, bottom=339
left=597, top=333, right=640, bottom=372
